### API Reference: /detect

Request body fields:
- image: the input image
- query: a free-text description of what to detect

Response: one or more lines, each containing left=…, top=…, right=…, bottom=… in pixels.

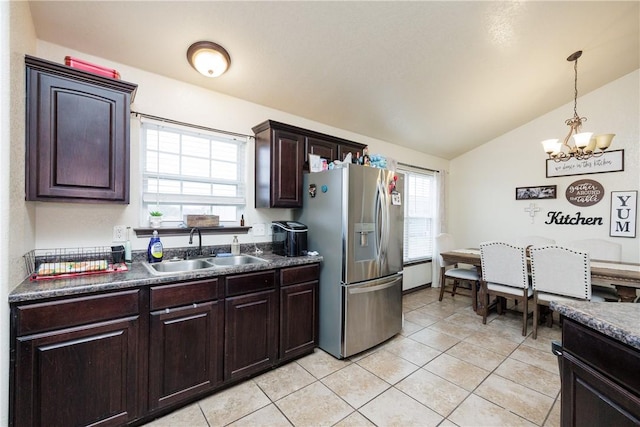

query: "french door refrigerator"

left=296, top=164, right=404, bottom=359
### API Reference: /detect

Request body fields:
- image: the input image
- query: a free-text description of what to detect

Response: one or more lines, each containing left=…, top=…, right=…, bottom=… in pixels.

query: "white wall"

left=449, top=70, right=640, bottom=263
left=4, top=3, right=38, bottom=425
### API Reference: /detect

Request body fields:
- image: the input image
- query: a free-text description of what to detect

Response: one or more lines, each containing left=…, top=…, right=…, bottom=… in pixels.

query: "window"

left=400, top=167, right=437, bottom=263
left=141, top=119, right=247, bottom=225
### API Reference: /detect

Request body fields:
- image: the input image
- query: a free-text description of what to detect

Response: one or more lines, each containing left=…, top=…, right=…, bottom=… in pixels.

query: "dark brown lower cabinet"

left=12, top=290, right=143, bottom=426
left=11, top=263, right=320, bottom=426
left=148, top=279, right=222, bottom=412
left=224, top=289, right=278, bottom=380
left=149, top=301, right=223, bottom=411
left=561, top=319, right=640, bottom=426
left=280, top=264, right=319, bottom=362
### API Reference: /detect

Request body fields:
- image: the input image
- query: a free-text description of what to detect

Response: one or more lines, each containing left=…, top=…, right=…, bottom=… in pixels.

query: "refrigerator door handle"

left=348, top=276, right=401, bottom=294
left=375, top=176, right=388, bottom=265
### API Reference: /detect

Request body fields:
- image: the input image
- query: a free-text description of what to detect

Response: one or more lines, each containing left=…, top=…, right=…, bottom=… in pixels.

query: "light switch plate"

left=253, top=223, right=266, bottom=236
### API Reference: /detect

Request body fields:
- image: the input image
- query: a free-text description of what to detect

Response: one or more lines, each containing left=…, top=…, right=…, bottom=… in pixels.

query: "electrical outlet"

left=253, top=223, right=266, bottom=236
left=113, top=225, right=126, bottom=242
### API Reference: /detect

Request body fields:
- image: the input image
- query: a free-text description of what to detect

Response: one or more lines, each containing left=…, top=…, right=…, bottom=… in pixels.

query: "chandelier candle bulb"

left=542, top=139, right=560, bottom=154
left=573, top=132, right=593, bottom=148
left=596, top=134, right=615, bottom=150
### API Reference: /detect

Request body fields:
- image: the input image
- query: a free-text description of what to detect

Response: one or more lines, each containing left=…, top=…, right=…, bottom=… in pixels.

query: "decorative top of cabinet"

left=251, top=119, right=365, bottom=149
left=25, top=55, right=137, bottom=101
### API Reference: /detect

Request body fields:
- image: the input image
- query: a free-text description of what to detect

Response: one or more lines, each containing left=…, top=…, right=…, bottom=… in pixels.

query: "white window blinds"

left=141, top=118, right=247, bottom=224
left=400, top=166, right=437, bottom=263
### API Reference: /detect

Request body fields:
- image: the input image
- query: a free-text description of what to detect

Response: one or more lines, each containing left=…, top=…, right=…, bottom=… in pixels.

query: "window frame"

left=399, top=166, right=437, bottom=264
left=140, top=118, right=248, bottom=227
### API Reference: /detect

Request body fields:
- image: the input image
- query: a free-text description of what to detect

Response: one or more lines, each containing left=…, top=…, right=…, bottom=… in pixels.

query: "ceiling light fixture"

left=541, top=50, right=614, bottom=162
left=186, top=41, right=231, bottom=78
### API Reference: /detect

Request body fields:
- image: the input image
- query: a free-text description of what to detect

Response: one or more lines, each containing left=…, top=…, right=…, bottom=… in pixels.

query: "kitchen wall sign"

left=565, top=179, right=604, bottom=207
left=516, top=185, right=556, bottom=200
left=546, top=149, right=624, bottom=178
left=545, top=211, right=603, bottom=225
left=610, top=191, right=637, bottom=238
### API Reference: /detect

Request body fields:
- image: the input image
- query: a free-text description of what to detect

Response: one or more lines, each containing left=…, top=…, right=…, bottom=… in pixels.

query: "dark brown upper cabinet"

left=25, top=55, right=137, bottom=203
left=252, top=120, right=365, bottom=208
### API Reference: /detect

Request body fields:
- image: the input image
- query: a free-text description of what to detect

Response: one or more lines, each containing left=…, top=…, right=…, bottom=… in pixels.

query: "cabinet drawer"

left=225, top=271, right=275, bottom=297
left=15, top=289, right=140, bottom=335
left=281, top=263, right=320, bottom=286
left=151, top=279, right=220, bottom=310
left=563, top=319, right=640, bottom=394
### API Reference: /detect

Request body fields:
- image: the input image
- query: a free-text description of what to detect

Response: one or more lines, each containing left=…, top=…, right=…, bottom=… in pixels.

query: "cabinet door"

left=280, top=281, right=318, bottom=362
left=562, top=352, right=640, bottom=426
left=26, top=59, right=134, bottom=203
left=307, top=137, right=338, bottom=162
left=224, top=290, right=278, bottom=380
left=271, top=130, right=305, bottom=208
left=14, top=317, right=140, bottom=426
left=149, top=301, right=223, bottom=411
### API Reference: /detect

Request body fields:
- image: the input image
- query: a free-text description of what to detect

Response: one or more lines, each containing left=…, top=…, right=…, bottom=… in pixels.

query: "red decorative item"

left=65, top=56, right=121, bottom=79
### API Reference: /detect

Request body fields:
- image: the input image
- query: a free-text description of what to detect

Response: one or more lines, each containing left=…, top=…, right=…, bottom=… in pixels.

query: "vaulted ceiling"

left=28, top=1, right=639, bottom=159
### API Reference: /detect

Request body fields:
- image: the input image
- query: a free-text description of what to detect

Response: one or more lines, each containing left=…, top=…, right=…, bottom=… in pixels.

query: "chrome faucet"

left=188, top=227, right=202, bottom=257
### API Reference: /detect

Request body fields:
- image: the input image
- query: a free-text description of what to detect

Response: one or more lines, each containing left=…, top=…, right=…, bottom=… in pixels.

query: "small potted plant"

left=149, top=210, right=163, bottom=228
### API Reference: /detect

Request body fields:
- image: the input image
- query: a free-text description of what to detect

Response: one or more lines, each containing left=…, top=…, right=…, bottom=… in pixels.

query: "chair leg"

left=546, top=308, right=553, bottom=328
left=471, top=281, right=478, bottom=312
left=522, top=293, right=528, bottom=336
left=438, top=268, right=446, bottom=302
left=482, top=282, right=488, bottom=325
left=451, top=280, right=458, bottom=297
left=532, top=293, right=538, bottom=340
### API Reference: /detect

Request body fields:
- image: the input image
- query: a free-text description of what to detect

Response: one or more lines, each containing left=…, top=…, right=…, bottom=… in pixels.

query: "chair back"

left=530, top=245, right=591, bottom=300
left=480, top=241, right=528, bottom=289
left=567, top=239, right=621, bottom=262
left=435, top=233, right=456, bottom=266
left=511, top=236, right=555, bottom=247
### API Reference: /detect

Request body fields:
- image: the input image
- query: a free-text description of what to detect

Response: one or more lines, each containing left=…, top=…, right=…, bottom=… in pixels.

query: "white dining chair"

left=530, top=245, right=606, bottom=339
left=435, top=233, right=480, bottom=311
left=568, top=238, right=622, bottom=301
left=511, top=236, right=556, bottom=248
left=480, top=241, right=532, bottom=336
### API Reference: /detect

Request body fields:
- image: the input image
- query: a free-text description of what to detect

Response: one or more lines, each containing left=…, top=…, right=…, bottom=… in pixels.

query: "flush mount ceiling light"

left=186, top=41, right=231, bottom=78
left=541, top=50, right=615, bottom=162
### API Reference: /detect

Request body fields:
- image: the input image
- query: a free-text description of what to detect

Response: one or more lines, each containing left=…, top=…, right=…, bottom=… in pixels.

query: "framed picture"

left=516, top=185, right=557, bottom=200
left=610, top=190, right=637, bottom=238
left=546, top=149, right=624, bottom=178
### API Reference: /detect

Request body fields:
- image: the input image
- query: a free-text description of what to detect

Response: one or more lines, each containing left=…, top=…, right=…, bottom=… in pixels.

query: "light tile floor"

left=145, top=287, right=562, bottom=427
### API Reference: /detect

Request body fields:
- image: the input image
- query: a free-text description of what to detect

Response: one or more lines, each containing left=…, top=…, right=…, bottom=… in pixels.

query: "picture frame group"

left=516, top=185, right=557, bottom=200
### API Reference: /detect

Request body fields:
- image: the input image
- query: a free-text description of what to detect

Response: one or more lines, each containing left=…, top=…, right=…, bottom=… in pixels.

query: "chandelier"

left=541, top=51, right=615, bottom=162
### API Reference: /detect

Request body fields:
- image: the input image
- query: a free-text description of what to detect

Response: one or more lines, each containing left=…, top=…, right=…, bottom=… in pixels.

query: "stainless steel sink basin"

left=210, top=255, right=268, bottom=266
left=143, top=255, right=268, bottom=275
left=144, top=258, right=216, bottom=274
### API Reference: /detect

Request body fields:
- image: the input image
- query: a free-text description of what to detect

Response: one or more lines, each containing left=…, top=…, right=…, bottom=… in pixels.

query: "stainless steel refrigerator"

left=296, top=164, right=404, bottom=359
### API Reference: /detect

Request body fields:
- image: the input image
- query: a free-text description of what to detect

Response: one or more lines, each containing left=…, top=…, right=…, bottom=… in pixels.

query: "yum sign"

left=610, top=191, right=638, bottom=238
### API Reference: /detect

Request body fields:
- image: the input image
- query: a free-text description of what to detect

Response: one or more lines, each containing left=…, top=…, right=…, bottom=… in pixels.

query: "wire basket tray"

left=24, top=246, right=125, bottom=280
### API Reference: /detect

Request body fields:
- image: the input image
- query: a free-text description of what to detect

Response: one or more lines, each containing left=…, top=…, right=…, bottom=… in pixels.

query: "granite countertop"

left=10, top=252, right=323, bottom=304
left=551, top=300, right=640, bottom=350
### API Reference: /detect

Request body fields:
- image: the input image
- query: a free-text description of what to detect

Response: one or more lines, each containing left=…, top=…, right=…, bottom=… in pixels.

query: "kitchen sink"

left=143, top=258, right=216, bottom=274
left=143, top=255, right=268, bottom=275
left=210, top=255, right=268, bottom=266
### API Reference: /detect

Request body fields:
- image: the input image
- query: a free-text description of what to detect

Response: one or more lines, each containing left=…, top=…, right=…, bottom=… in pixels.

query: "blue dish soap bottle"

left=148, top=230, right=163, bottom=263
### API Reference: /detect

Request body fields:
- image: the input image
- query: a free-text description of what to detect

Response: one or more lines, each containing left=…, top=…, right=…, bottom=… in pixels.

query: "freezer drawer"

left=342, top=274, right=402, bottom=358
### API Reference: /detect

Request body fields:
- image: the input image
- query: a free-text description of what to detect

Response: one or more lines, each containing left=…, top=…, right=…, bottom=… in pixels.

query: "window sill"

left=403, top=258, right=432, bottom=267
left=133, top=226, right=252, bottom=238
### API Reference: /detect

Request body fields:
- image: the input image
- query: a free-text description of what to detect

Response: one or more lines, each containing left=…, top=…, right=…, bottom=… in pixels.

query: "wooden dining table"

left=440, top=248, right=640, bottom=303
